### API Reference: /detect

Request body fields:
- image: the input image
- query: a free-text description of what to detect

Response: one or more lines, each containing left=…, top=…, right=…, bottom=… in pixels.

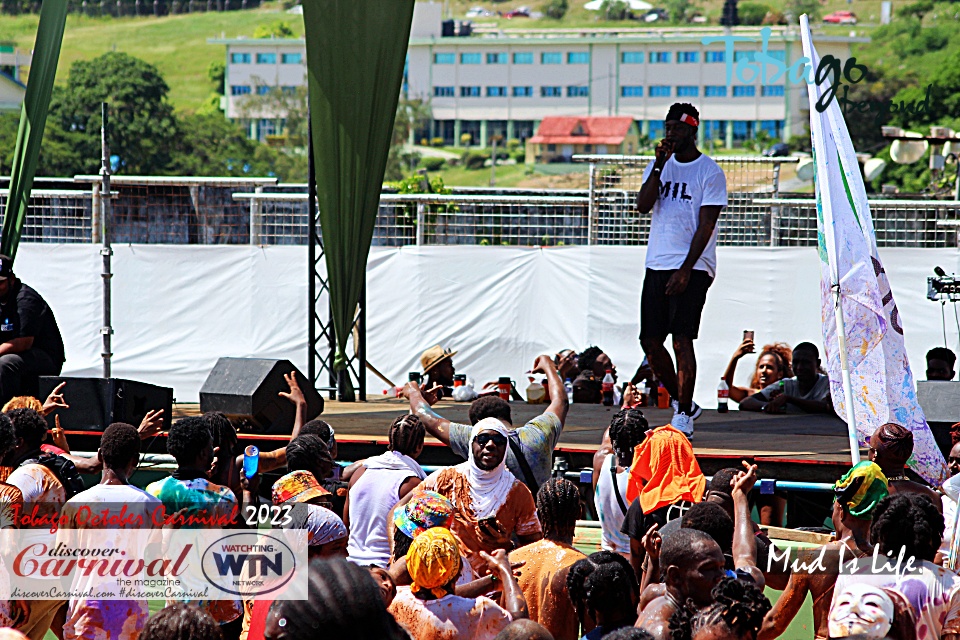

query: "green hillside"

left=2, top=0, right=883, bottom=112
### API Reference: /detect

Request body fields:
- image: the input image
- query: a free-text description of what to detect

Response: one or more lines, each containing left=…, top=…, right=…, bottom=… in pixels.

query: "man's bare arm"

left=532, top=354, right=568, bottom=424
left=0, top=337, right=33, bottom=356
left=403, top=382, right=451, bottom=445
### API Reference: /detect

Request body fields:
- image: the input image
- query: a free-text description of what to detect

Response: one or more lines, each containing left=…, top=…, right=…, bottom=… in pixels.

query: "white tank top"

left=595, top=453, right=631, bottom=554
left=346, top=466, right=416, bottom=567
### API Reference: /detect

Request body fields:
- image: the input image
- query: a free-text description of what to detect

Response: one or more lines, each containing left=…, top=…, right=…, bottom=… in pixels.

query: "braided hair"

left=688, top=577, right=771, bottom=640
left=273, top=558, right=407, bottom=640
left=870, top=493, right=944, bottom=563
left=536, top=477, right=581, bottom=543
left=609, top=408, right=648, bottom=467
left=567, top=551, right=638, bottom=628
left=0, top=412, right=17, bottom=459
left=140, top=603, right=224, bottom=640
left=388, top=414, right=425, bottom=457
left=583, top=561, right=636, bottom=625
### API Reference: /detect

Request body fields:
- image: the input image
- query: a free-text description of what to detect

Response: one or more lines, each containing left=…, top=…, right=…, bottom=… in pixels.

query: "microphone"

left=935, top=266, right=947, bottom=277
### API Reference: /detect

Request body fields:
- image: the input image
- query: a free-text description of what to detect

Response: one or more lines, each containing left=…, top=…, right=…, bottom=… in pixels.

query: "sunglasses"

left=475, top=432, right=507, bottom=448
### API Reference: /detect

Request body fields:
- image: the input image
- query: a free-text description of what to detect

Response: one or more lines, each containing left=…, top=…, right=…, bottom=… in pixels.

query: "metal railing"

left=2, top=170, right=959, bottom=247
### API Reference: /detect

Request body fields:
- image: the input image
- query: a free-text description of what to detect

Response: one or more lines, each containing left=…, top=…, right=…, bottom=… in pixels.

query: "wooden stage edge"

left=167, top=398, right=866, bottom=482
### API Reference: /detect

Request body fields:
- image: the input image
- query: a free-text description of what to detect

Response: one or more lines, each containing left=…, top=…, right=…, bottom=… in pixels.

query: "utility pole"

left=100, top=102, right=113, bottom=378
left=490, top=136, right=498, bottom=186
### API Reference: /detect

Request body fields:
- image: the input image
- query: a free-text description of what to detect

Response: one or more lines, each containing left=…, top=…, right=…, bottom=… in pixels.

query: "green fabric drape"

left=1, top=0, right=68, bottom=260
left=303, top=0, right=414, bottom=387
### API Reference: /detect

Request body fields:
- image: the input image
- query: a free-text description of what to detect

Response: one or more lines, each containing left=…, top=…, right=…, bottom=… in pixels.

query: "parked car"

left=762, top=142, right=791, bottom=157
left=504, top=6, right=530, bottom=17
left=466, top=6, right=495, bottom=17
left=642, top=8, right=668, bottom=21
left=823, top=10, right=857, bottom=24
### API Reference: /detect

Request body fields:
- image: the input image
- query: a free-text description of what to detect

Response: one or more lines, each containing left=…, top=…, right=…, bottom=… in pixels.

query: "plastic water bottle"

left=602, top=369, right=615, bottom=406
left=565, top=377, right=574, bottom=404
left=243, top=445, right=259, bottom=478
left=717, top=378, right=730, bottom=413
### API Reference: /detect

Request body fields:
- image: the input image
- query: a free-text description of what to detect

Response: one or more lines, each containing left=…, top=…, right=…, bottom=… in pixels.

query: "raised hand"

left=138, top=409, right=164, bottom=439
left=42, top=381, right=69, bottom=416
left=278, top=371, right=306, bottom=406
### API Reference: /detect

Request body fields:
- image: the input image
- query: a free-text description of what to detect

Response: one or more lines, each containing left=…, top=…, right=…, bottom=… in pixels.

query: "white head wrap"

left=455, top=417, right=517, bottom=519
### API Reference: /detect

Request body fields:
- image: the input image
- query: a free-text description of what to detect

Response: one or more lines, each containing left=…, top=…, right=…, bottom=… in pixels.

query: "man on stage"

left=0, top=255, right=65, bottom=405
left=635, top=103, right=727, bottom=438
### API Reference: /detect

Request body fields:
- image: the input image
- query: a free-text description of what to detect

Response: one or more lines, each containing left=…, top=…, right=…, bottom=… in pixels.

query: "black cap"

left=0, top=255, right=12, bottom=281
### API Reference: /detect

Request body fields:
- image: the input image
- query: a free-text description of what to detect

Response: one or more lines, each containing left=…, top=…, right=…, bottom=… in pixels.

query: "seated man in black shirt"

left=0, top=255, right=65, bottom=404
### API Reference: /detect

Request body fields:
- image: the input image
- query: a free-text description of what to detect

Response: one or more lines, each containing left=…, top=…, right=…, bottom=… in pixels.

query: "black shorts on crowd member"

left=639, top=268, right=713, bottom=342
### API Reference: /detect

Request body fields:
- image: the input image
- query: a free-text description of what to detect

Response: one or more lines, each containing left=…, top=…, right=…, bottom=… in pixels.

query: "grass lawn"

left=4, top=2, right=304, bottom=111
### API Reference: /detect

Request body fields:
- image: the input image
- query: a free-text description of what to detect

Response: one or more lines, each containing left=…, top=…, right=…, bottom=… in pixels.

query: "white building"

left=210, top=4, right=866, bottom=147
left=0, top=43, right=30, bottom=114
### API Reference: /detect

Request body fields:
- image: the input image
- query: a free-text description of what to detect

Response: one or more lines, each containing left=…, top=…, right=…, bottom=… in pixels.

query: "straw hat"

left=420, top=345, right=457, bottom=373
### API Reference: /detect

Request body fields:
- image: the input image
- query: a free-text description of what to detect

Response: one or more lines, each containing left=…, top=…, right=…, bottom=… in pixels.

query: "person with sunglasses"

left=398, top=417, right=543, bottom=576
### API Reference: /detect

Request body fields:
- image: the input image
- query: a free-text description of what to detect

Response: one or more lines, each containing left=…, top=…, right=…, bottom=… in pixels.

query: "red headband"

left=680, top=113, right=699, bottom=127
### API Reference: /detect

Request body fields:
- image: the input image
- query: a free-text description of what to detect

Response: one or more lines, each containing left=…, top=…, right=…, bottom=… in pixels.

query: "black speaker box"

left=199, top=358, right=323, bottom=434
left=38, top=377, right=174, bottom=432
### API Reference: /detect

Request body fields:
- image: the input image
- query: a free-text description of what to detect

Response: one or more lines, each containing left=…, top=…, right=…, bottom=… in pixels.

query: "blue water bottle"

left=243, top=445, right=260, bottom=478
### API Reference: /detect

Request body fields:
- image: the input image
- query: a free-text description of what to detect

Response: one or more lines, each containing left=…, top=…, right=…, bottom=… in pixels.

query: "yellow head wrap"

left=406, top=526, right=462, bottom=598
left=834, top=461, right=889, bottom=519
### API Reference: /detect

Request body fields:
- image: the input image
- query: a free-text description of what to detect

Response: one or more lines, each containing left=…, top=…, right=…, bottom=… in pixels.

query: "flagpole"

left=832, top=284, right=861, bottom=465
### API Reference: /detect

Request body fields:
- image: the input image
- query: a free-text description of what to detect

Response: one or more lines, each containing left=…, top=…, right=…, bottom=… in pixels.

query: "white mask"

left=828, top=583, right=895, bottom=639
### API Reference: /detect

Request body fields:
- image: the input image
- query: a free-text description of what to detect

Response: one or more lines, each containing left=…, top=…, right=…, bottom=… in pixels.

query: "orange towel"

left=625, top=424, right=705, bottom=514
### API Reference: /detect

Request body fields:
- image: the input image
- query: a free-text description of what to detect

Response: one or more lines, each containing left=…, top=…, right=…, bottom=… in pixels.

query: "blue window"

left=760, top=120, right=784, bottom=137
left=677, top=51, right=699, bottom=63
left=433, top=86, right=455, bottom=97
left=541, top=52, right=562, bottom=64
left=733, top=120, right=755, bottom=140
left=762, top=84, right=785, bottom=97
left=487, top=52, right=507, bottom=64
left=486, top=86, right=507, bottom=97
left=512, top=86, right=533, bottom=97
left=768, top=50, right=786, bottom=61
left=567, top=52, right=590, bottom=64
left=460, top=86, right=481, bottom=97
left=460, top=53, right=482, bottom=64
left=281, top=53, right=301, bottom=64
left=230, top=53, right=250, bottom=64
left=567, top=85, right=589, bottom=97
left=704, top=85, right=727, bottom=97
left=648, top=85, right=671, bottom=97
left=622, top=51, right=643, bottom=64
left=734, top=51, right=755, bottom=62
left=705, top=51, right=725, bottom=63
left=702, top=120, right=726, bottom=140
left=281, top=86, right=297, bottom=94
left=621, top=86, right=643, bottom=97
left=434, top=53, right=455, bottom=64
left=256, top=53, right=276, bottom=64
left=648, top=121, right=664, bottom=139
left=256, top=85, right=272, bottom=95
left=649, top=51, right=670, bottom=63
left=230, top=85, right=251, bottom=95
left=676, top=85, right=699, bottom=97
left=733, top=85, right=756, bottom=97
left=513, top=52, right=533, bottom=64
left=541, top=86, right=562, bottom=97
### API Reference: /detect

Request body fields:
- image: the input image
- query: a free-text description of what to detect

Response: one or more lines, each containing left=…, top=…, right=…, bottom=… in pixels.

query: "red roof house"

left=526, top=116, right=640, bottom=163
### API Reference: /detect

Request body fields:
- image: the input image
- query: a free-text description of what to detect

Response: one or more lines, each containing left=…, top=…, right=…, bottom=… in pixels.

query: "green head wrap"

left=834, top=461, right=889, bottom=519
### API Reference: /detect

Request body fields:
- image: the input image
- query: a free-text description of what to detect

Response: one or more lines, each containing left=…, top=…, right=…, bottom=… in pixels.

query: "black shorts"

left=640, top=268, right=713, bottom=342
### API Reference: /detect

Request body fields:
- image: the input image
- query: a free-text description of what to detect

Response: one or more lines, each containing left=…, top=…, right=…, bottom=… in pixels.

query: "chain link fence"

left=3, top=171, right=959, bottom=247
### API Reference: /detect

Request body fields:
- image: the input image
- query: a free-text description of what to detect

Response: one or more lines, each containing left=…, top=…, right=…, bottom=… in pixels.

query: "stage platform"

left=166, top=397, right=860, bottom=482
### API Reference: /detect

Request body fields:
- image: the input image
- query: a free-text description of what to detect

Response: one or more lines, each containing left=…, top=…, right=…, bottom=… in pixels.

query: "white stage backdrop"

left=13, top=244, right=960, bottom=407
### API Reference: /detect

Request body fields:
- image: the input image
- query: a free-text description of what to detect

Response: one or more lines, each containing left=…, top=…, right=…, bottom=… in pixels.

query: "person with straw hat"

left=420, top=345, right=458, bottom=397
left=388, top=527, right=527, bottom=640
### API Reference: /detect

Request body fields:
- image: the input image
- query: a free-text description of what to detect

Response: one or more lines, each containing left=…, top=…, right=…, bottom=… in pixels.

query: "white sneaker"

left=672, top=412, right=694, bottom=439
left=671, top=399, right=703, bottom=420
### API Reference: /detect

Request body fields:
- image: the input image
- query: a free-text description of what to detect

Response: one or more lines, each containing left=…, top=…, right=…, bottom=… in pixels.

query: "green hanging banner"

left=1, top=0, right=68, bottom=260
left=303, top=0, right=415, bottom=393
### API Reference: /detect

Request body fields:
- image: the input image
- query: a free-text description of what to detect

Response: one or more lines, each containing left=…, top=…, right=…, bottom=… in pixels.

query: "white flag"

left=800, top=15, right=946, bottom=485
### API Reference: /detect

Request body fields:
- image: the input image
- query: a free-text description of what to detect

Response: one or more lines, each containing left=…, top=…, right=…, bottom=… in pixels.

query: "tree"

left=897, top=0, right=933, bottom=21
left=737, top=2, right=771, bottom=25
left=543, top=0, right=568, bottom=19
left=171, top=113, right=278, bottom=176
left=48, top=52, right=177, bottom=175
left=385, top=98, right=432, bottom=181
left=784, top=0, right=821, bottom=22
left=664, top=0, right=699, bottom=23
left=208, top=60, right=225, bottom=95
left=253, top=20, right=294, bottom=38
left=599, top=0, right=629, bottom=20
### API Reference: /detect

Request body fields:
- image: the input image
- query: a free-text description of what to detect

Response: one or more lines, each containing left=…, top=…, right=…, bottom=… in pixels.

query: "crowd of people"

left=0, top=344, right=956, bottom=640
